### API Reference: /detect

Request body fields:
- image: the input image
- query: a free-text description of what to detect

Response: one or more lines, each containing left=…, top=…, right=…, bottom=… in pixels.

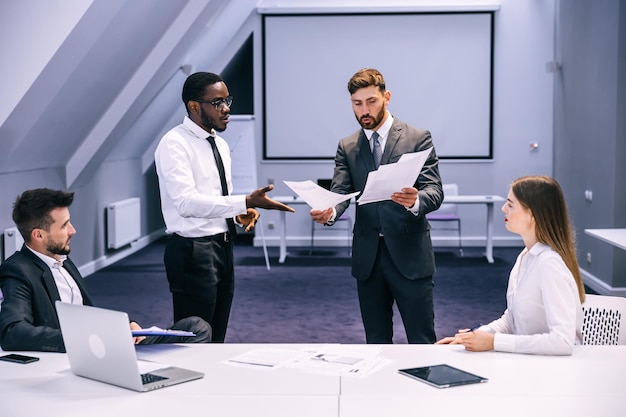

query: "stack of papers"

left=284, top=147, right=432, bottom=208
left=222, top=345, right=389, bottom=378
left=358, top=147, right=432, bottom=205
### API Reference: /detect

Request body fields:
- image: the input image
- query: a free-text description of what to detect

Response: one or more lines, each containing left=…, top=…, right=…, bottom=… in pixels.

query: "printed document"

left=283, top=180, right=360, bottom=210
left=358, top=147, right=432, bottom=205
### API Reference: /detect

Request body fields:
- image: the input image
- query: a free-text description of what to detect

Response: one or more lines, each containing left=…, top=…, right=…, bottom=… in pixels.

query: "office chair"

left=426, top=183, right=462, bottom=255
left=310, top=179, right=352, bottom=255
left=581, top=294, right=626, bottom=345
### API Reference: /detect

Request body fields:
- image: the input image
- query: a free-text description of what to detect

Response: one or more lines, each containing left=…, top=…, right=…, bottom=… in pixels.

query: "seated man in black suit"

left=0, top=188, right=211, bottom=352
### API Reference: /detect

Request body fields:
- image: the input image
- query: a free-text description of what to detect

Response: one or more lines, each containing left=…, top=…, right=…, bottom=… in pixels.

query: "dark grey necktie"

left=207, top=136, right=236, bottom=237
left=372, top=131, right=382, bottom=169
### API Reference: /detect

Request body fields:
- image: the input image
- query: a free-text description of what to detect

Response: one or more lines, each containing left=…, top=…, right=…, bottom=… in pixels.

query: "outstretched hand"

left=236, top=208, right=260, bottom=232
left=246, top=185, right=295, bottom=212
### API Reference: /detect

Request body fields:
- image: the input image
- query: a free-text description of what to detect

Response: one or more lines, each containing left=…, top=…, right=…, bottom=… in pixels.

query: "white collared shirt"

left=483, top=242, right=583, bottom=355
left=154, top=116, right=247, bottom=238
left=28, top=247, right=83, bottom=305
left=364, top=113, right=393, bottom=154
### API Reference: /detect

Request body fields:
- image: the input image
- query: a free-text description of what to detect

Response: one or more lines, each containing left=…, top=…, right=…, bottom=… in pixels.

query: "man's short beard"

left=47, top=242, right=70, bottom=256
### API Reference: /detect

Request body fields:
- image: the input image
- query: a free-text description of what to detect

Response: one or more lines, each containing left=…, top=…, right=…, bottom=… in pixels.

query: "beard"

left=47, top=240, right=70, bottom=256
left=355, top=106, right=386, bottom=130
left=200, top=107, right=226, bottom=133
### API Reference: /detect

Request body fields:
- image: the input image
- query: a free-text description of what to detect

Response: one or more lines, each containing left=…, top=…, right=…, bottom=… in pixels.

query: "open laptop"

left=55, top=301, right=204, bottom=392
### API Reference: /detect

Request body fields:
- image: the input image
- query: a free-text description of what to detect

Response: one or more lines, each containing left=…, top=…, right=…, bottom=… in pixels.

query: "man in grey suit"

left=311, top=68, right=443, bottom=344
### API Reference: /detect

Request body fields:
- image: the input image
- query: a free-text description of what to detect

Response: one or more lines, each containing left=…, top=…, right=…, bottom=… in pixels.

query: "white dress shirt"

left=482, top=242, right=583, bottom=355
left=154, top=116, right=247, bottom=238
left=28, top=247, right=83, bottom=305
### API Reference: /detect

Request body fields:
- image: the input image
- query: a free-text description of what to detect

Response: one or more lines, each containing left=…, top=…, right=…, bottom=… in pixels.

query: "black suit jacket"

left=0, top=246, right=93, bottom=352
left=332, top=117, right=443, bottom=281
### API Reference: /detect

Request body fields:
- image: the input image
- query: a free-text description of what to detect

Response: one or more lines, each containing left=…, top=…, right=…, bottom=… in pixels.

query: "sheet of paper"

left=222, top=348, right=308, bottom=369
left=132, top=326, right=195, bottom=337
left=286, top=345, right=388, bottom=378
left=283, top=180, right=360, bottom=210
left=358, top=147, right=433, bottom=205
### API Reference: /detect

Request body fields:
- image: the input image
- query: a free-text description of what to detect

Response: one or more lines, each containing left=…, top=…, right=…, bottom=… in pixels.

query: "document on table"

left=283, top=180, right=360, bottom=210
left=222, top=347, right=308, bottom=369
left=286, top=345, right=390, bottom=378
left=358, top=147, right=433, bottom=205
left=223, top=345, right=389, bottom=377
left=131, top=326, right=195, bottom=337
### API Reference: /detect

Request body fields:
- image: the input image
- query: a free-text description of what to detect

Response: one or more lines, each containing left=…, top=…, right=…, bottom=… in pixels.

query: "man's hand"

left=236, top=208, right=260, bottom=232
left=310, top=208, right=334, bottom=225
left=246, top=185, right=295, bottom=212
left=129, top=321, right=145, bottom=344
left=391, top=187, right=418, bottom=209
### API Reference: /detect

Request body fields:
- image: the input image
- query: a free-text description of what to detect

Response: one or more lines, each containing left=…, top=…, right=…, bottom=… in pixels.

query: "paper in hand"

left=283, top=180, right=359, bottom=210
left=132, top=326, right=195, bottom=337
left=358, top=147, right=433, bottom=205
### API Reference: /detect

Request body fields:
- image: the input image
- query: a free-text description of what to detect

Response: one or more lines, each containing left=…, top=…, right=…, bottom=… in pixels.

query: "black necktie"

left=207, top=136, right=237, bottom=237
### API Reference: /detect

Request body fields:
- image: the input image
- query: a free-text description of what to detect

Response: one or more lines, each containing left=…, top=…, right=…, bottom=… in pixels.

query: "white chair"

left=426, top=183, right=462, bottom=255
left=310, top=179, right=352, bottom=254
left=581, top=294, right=626, bottom=345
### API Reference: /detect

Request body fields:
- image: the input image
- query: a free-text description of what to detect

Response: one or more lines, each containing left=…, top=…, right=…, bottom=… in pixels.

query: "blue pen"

left=466, top=324, right=483, bottom=333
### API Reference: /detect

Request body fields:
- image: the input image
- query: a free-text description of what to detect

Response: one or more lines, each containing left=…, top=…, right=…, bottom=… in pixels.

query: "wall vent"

left=107, top=198, right=141, bottom=250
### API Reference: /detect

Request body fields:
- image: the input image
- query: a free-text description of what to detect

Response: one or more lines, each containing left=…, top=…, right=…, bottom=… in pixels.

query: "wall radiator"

left=107, top=197, right=141, bottom=250
left=3, top=227, right=24, bottom=261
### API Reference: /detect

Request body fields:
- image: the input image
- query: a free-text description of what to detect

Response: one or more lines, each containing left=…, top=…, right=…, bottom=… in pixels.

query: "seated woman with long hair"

left=436, top=175, right=585, bottom=355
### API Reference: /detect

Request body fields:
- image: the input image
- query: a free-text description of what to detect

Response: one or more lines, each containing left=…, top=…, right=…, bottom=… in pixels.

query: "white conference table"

left=1, top=344, right=624, bottom=417
left=585, top=228, right=626, bottom=251
left=275, top=194, right=505, bottom=264
left=340, top=344, right=626, bottom=417
left=0, top=343, right=339, bottom=417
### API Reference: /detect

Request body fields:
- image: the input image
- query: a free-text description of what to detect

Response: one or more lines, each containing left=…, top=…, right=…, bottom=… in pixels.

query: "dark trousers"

left=356, top=238, right=435, bottom=344
left=164, top=233, right=234, bottom=343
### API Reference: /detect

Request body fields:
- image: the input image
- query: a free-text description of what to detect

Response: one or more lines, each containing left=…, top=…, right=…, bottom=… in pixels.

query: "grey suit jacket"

left=0, top=246, right=93, bottom=352
left=332, top=117, right=443, bottom=281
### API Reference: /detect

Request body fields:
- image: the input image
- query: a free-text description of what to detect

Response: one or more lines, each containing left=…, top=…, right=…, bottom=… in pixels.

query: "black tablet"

left=398, top=364, right=488, bottom=388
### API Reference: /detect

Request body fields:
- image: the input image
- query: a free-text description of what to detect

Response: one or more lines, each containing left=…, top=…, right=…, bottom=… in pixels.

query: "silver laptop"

left=55, top=301, right=204, bottom=392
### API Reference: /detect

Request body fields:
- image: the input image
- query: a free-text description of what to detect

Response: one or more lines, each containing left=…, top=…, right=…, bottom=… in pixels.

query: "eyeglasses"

left=195, top=96, right=233, bottom=110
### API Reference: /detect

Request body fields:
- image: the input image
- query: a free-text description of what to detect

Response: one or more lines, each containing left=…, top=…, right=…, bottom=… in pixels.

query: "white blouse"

left=483, top=242, right=583, bottom=355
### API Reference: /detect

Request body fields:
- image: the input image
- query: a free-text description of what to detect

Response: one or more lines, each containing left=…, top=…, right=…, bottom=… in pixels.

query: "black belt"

left=206, top=232, right=231, bottom=243
left=175, top=232, right=231, bottom=243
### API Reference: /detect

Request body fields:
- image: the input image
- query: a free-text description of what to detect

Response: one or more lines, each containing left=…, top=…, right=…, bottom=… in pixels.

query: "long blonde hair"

left=511, top=176, right=585, bottom=303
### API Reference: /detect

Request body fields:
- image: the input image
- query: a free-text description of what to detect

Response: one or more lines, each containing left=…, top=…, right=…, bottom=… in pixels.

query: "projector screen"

left=262, top=12, right=494, bottom=160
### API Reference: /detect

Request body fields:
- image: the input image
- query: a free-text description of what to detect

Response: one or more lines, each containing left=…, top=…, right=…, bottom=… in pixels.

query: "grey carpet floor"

left=86, top=238, right=520, bottom=344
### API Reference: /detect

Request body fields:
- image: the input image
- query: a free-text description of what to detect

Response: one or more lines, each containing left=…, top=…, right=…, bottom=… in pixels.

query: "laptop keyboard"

left=141, top=373, right=169, bottom=385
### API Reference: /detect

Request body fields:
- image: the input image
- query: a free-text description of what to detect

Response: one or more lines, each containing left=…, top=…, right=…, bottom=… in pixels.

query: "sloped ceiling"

left=0, top=0, right=256, bottom=187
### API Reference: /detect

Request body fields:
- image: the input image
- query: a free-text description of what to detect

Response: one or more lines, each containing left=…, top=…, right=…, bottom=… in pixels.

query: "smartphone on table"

left=0, top=353, right=40, bottom=364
